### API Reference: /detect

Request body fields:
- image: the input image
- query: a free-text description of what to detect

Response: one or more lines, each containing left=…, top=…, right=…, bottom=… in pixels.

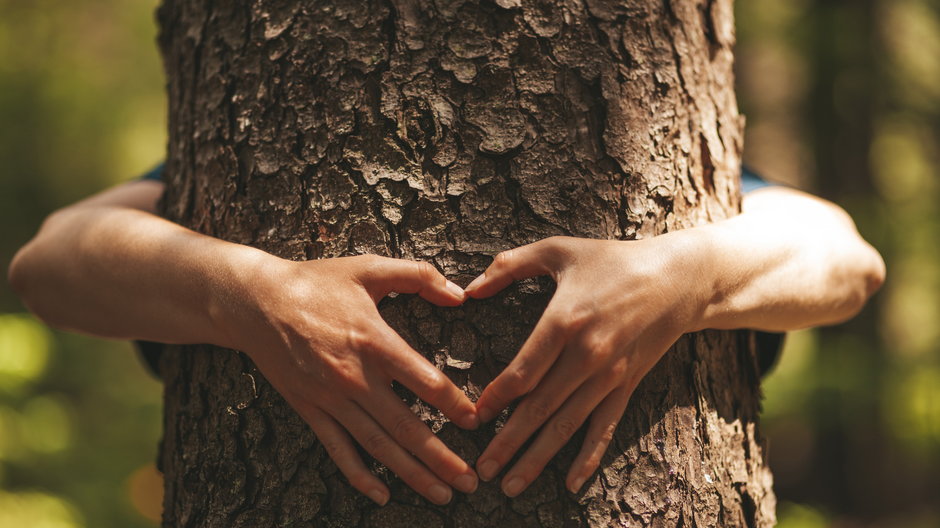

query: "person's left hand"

left=464, top=234, right=709, bottom=496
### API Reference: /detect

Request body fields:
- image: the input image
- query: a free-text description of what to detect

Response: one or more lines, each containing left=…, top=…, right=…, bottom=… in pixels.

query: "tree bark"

left=155, top=0, right=775, bottom=526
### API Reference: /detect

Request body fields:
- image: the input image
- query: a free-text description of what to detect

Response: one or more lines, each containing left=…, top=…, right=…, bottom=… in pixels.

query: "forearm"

left=8, top=202, right=271, bottom=347
left=685, top=188, right=885, bottom=332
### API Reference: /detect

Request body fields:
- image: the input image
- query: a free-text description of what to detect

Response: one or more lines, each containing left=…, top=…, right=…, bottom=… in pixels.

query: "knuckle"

left=348, top=471, right=378, bottom=493
left=345, top=327, right=375, bottom=354
left=445, top=387, right=466, bottom=417
left=491, top=372, right=526, bottom=402
left=511, top=462, right=538, bottom=482
left=585, top=332, right=614, bottom=356
left=418, top=369, right=449, bottom=399
left=358, top=253, right=382, bottom=266
left=363, top=431, right=394, bottom=458
left=489, top=436, right=519, bottom=458
left=355, top=254, right=382, bottom=278
left=402, top=468, right=427, bottom=487
left=523, top=399, right=554, bottom=423
left=542, top=236, right=566, bottom=255
left=606, top=359, right=629, bottom=382
left=584, top=454, right=602, bottom=474
left=561, top=306, right=593, bottom=336
left=597, top=422, right=618, bottom=444
left=322, top=439, right=344, bottom=459
left=332, top=364, right=365, bottom=392
left=543, top=236, right=575, bottom=262
left=492, top=249, right=514, bottom=271
left=391, top=414, right=424, bottom=442
left=580, top=335, right=615, bottom=368
left=415, top=260, right=437, bottom=283
left=552, top=418, right=579, bottom=442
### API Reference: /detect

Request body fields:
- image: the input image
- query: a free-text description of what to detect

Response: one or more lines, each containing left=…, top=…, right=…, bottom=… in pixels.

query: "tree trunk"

left=155, top=0, right=775, bottom=526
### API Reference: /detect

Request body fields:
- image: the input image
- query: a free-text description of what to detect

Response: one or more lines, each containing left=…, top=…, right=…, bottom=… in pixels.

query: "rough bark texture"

left=156, top=0, right=775, bottom=526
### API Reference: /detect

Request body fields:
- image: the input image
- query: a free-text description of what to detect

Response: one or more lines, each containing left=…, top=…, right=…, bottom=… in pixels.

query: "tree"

left=154, top=0, right=775, bottom=526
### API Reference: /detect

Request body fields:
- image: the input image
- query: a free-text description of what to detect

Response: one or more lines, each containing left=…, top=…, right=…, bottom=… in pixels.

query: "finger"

left=476, top=348, right=590, bottom=482
left=358, top=382, right=478, bottom=494
left=566, top=382, right=634, bottom=494
left=299, top=405, right=390, bottom=505
left=378, top=327, right=480, bottom=430
left=359, top=257, right=465, bottom=306
left=475, top=306, right=567, bottom=423
left=464, top=237, right=567, bottom=299
left=499, top=373, right=614, bottom=497
left=335, top=400, right=455, bottom=505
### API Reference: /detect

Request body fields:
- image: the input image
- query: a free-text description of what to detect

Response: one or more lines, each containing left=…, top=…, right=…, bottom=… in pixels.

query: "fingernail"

left=465, top=273, right=486, bottom=292
left=478, top=459, right=499, bottom=481
left=428, top=483, right=452, bottom=504
left=503, top=476, right=526, bottom=497
left=462, top=412, right=480, bottom=430
left=569, top=476, right=586, bottom=494
left=368, top=488, right=389, bottom=506
left=445, top=280, right=465, bottom=299
left=478, top=406, right=496, bottom=424
left=454, top=473, right=478, bottom=493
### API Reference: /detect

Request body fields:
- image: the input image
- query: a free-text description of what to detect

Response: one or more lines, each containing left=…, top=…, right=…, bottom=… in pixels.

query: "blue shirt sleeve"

left=139, top=163, right=165, bottom=182
left=741, top=166, right=775, bottom=194
left=134, top=162, right=166, bottom=378
left=739, top=167, right=785, bottom=375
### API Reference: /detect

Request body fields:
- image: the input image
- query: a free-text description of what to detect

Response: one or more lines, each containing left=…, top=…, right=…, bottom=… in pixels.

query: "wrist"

left=680, top=222, right=746, bottom=331
left=657, top=226, right=725, bottom=333
left=205, top=243, right=290, bottom=352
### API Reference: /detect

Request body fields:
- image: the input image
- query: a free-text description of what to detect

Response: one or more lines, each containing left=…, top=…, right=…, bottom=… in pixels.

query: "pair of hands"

left=234, top=235, right=702, bottom=506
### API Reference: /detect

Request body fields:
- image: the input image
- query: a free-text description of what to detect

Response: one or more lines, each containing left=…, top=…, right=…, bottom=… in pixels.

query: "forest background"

left=0, top=0, right=937, bottom=526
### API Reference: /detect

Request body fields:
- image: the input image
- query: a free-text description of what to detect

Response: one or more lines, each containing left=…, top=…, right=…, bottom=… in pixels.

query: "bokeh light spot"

left=21, top=395, right=73, bottom=454
left=0, top=313, right=52, bottom=394
left=127, top=463, right=163, bottom=522
left=0, top=490, right=85, bottom=528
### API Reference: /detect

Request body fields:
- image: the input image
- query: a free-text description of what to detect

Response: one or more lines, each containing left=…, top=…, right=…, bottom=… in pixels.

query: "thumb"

left=464, top=237, right=565, bottom=299
left=358, top=257, right=466, bottom=306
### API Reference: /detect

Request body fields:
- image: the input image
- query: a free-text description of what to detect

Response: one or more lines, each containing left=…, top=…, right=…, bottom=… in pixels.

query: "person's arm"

left=7, top=179, right=481, bottom=505
left=696, top=186, right=885, bottom=331
left=9, top=179, right=244, bottom=343
left=462, top=185, right=885, bottom=497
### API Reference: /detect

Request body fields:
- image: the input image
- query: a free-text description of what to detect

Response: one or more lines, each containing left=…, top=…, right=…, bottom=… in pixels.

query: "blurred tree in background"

left=0, top=0, right=936, bottom=526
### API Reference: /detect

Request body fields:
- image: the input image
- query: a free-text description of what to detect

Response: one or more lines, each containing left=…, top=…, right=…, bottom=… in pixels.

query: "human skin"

left=466, top=186, right=886, bottom=497
left=7, top=180, right=479, bottom=506
left=7, top=180, right=885, bottom=503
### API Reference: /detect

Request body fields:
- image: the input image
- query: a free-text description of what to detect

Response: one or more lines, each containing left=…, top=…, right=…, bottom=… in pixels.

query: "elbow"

left=816, top=242, right=886, bottom=327
left=7, top=243, right=50, bottom=322
left=838, top=243, right=886, bottom=322
left=864, top=244, right=887, bottom=299
left=8, top=243, right=35, bottom=302
left=7, top=243, right=67, bottom=329
left=7, top=211, right=70, bottom=326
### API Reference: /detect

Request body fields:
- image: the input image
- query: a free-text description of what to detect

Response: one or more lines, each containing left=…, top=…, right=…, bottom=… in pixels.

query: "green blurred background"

left=0, top=0, right=936, bottom=526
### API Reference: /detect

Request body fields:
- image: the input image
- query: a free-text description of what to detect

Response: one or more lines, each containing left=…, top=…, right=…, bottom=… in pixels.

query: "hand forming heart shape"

left=237, top=234, right=702, bottom=506
left=463, top=235, right=699, bottom=498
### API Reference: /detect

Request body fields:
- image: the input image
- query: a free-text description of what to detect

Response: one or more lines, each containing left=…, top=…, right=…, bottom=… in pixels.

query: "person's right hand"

left=221, top=254, right=479, bottom=506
